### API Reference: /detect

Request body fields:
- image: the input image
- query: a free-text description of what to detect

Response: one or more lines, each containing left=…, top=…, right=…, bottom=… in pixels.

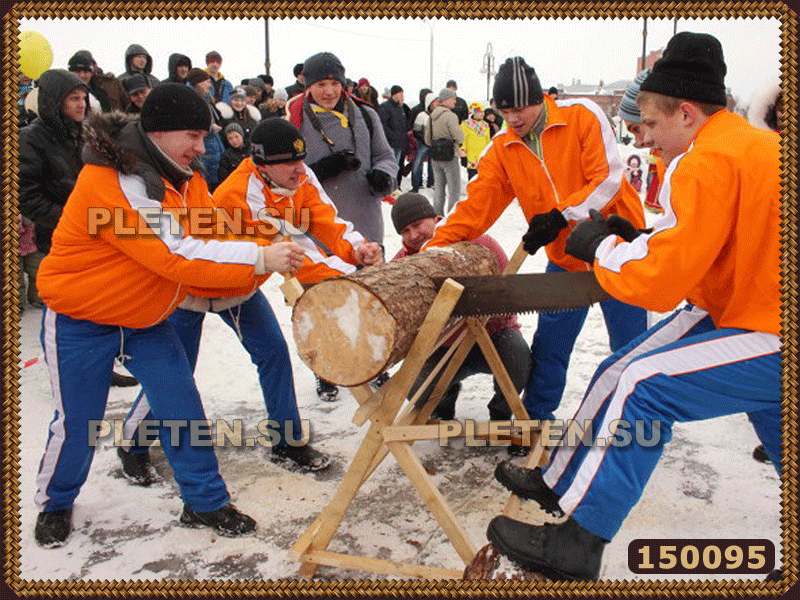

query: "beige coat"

left=424, top=106, right=465, bottom=147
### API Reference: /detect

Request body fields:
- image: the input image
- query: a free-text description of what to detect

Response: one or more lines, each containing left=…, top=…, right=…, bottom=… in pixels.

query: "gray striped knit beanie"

left=492, top=57, right=543, bottom=109
left=618, top=69, right=651, bottom=124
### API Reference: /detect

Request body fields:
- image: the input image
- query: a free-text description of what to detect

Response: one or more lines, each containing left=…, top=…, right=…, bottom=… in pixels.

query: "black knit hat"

left=639, top=32, right=727, bottom=106
left=68, top=51, right=93, bottom=72
left=205, top=50, right=222, bottom=63
left=250, top=119, right=307, bottom=165
left=492, top=57, right=544, bottom=109
left=390, top=85, right=403, bottom=96
left=391, top=192, right=438, bottom=233
left=302, top=52, right=346, bottom=87
left=140, top=83, right=212, bottom=133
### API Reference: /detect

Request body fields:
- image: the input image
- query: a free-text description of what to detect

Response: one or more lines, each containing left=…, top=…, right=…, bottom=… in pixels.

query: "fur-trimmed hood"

left=81, top=110, right=139, bottom=174
left=81, top=111, right=202, bottom=201
left=747, top=79, right=781, bottom=131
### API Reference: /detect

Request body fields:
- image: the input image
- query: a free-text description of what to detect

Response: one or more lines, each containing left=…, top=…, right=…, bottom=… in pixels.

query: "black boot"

left=35, top=508, right=73, bottom=548
left=494, top=462, right=564, bottom=517
left=753, top=444, right=771, bottom=464
left=487, top=515, right=606, bottom=581
left=315, top=376, right=339, bottom=402
left=180, top=503, right=256, bottom=536
left=430, top=383, right=460, bottom=421
left=271, top=444, right=331, bottom=472
left=118, top=447, right=157, bottom=486
left=111, top=370, right=139, bottom=387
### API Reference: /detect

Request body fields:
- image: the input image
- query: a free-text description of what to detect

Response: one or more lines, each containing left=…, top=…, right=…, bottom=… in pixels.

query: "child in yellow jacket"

left=460, top=102, right=491, bottom=180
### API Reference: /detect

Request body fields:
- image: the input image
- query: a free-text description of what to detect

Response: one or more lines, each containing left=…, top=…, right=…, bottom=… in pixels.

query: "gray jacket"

left=297, top=96, right=397, bottom=244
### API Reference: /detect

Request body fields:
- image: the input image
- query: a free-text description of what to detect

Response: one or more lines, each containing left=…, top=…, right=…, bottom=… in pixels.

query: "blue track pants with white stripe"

left=540, top=305, right=781, bottom=541
left=36, top=308, right=229, bottom=513
left=524, top=261, right=648, bottom=420
left=123, top=290, right=302, bottom=451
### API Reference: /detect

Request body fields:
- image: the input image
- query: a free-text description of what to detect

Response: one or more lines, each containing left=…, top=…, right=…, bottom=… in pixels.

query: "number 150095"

left=628, top=539, right=775, bottom=575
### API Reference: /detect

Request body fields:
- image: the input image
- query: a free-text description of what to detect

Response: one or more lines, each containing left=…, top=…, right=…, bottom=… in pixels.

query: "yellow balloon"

left=19, top=30, right=53, bottom=80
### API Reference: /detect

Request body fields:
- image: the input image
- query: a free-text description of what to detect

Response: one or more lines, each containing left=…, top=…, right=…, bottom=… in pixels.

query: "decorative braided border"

left=2, top=1, right=796, bottom=598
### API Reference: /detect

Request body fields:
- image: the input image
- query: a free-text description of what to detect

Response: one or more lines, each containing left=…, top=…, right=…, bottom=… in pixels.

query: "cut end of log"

left=293, top=279, right=396, bottom=386
left=292, top=242, right=499, bottom=387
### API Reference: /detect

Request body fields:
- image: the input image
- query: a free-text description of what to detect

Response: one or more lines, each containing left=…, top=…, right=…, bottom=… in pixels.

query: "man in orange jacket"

left=33, top=83, right=306, bottom=548
left=424, top=56, right=648, bottom=436
left=487, top=32, right=781, bottom=581
left=118, top=119, right=382, bottom=476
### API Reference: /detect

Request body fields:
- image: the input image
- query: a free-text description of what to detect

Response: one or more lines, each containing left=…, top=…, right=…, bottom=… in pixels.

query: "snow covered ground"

left=14, top=143, right=782, bottom=582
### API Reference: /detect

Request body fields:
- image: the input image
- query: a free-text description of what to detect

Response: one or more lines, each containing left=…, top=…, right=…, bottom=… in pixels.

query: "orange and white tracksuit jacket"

left=594, top=110, right=781, bottom=335
left=424, top=95, right=645, bottom=273
left=37, top=167, right=266, bottom=329
left=211, top=157, right=364, bottom=286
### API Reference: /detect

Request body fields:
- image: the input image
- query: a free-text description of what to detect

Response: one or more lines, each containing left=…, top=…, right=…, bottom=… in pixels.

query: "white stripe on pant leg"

left=544, top=306, right=709, bottom=487
left=558, top=330, right=781, bottom=515
left=35, top=309, right=66, bottom=511
left=122, top=394, right=153, bottom=446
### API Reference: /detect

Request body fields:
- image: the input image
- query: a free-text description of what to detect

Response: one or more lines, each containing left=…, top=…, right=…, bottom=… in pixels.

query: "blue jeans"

left=123, top=290, right=303, bottom=451
left=37, top=308, right=229, bottom=513
left=524, top=261, right=648, bottom=420
left=411, top=143, right=434, bottom=190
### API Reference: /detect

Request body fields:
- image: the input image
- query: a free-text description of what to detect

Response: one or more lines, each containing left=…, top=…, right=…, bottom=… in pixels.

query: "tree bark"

left=292, top=241, right=498, bottom=386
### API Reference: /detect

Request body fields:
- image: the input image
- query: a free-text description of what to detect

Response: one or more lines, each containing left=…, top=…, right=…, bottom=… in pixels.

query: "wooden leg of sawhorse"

left=292, top=279, right=465, bottom=578
left=359, top=326, right=477, bottom=487
left=386, top=440, right=476, bottom=565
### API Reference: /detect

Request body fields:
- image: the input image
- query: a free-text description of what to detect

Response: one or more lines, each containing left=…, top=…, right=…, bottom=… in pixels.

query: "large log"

left=292, top=241, right=498, bottom=386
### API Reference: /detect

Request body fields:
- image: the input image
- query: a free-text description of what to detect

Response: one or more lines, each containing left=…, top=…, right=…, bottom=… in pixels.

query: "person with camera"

left=288, top=52, right=397, bottom=249
left=425, top=88, right=465, bottom=216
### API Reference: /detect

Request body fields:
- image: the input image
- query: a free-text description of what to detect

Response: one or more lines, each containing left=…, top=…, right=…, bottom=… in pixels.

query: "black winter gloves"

left=606, top=214, right=648, bottom=242
left=565, top=210, right=644, bottom=263
left=308, top=150, right=361, bottom=182
left=366, top=169, right=394, bottom=195
left=522, top=208, right=568, bottom=254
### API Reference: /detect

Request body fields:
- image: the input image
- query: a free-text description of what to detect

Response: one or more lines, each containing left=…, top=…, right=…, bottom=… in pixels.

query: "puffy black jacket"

left=18, top=69, right=87, bottom=254
left=378, top=98, right=408, bottom=153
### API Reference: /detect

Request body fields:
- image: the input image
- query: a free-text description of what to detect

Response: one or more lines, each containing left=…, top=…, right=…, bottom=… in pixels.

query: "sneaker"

left=271, top=444, right=331, bottom=472
left=118, top=447, right=157, bottom=486
left=486, top=515, right=606, bottom=581
left=316, top=377, right=339, bottom=402
left=370, top=372, right=390, bottom=390
left=753, top=444, right=771, bottom=464
left=180, top=503, right=256, bottom=536
left=35, top=508, right=72, bottom=548
left=111, top=370, right=139, bottom=387
left=494, top=462, right=564, bottom=517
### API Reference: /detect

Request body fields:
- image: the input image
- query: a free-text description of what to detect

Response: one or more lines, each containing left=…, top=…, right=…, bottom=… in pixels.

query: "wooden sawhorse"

left=290, top=244, right=549, bottom=578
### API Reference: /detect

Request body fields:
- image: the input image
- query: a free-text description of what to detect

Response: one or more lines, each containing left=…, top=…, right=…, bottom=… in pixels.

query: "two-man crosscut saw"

left=432, top=271, right=612, bottom=318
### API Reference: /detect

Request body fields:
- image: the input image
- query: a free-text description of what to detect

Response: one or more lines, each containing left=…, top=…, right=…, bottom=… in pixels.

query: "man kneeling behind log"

left=391, top=192, right=531, bottom=448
